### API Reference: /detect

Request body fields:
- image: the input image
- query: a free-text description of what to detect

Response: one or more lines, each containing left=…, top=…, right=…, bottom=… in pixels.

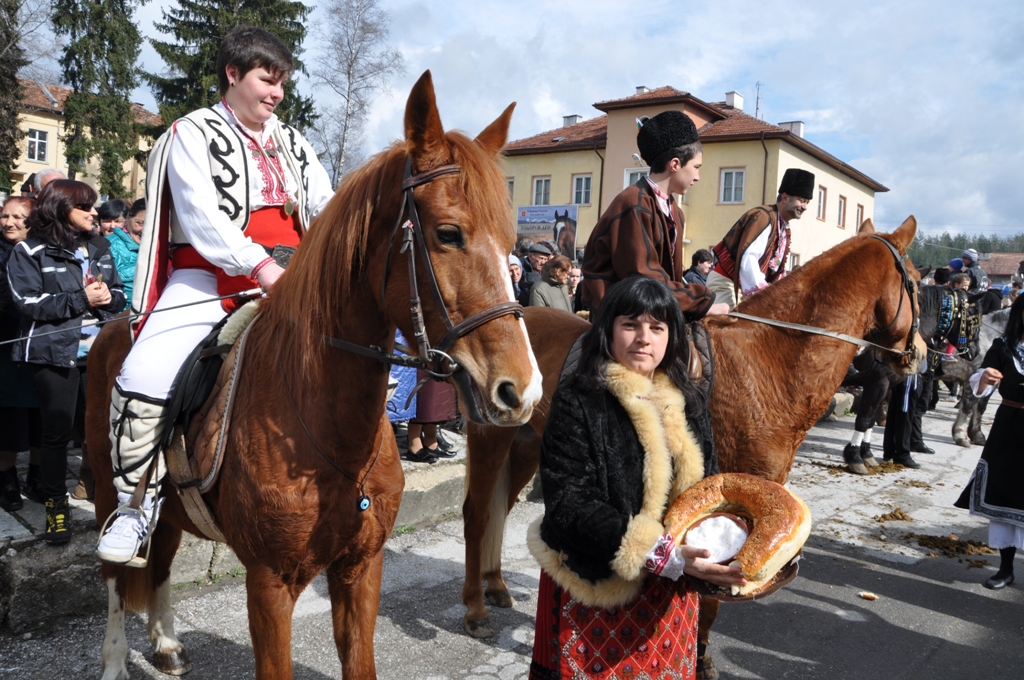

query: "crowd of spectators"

left=0, top=172, right=141, bottom=538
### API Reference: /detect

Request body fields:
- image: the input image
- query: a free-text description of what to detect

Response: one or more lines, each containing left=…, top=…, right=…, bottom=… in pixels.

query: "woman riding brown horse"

left=461, top=217, right=924, bottom=678
left=87, top=71, right=542, bottom=680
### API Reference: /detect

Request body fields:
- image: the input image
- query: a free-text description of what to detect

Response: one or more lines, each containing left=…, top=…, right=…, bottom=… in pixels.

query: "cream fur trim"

left=218, top=300, right=261, bottom=346
left=604, top=363, right=704, bottom=581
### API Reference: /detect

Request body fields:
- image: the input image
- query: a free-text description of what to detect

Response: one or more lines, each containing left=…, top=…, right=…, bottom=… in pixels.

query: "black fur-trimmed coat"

left=528, top=363, right=716, bottom=608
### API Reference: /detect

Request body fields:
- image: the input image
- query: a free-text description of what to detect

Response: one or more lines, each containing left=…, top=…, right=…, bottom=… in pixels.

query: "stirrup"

left=97, top=500, right=158, bottom=568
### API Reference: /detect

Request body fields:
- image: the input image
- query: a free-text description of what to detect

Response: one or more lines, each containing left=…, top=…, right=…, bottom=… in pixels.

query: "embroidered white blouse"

left=166, top=100, right=334, bottom=278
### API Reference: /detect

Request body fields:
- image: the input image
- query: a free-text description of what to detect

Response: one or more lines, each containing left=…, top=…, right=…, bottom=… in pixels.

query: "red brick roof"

left=980, top=253, right=1024, bottom=277
left=504, top=115, right=607, bottom=156
left=18, top=78, right=161, bottom=126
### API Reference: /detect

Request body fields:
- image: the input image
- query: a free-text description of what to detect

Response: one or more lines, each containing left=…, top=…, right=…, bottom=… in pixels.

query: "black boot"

left=890, top=453, right=921, bottom=469
left=44, top=495, right=72, bottom=544
left=985, top=547, right=1016, bottom=589
left=0, top=467, right=23, bottom=512
left=843, top=443, right=868, bottom=475
left=23, top=464, right=45, bottom=504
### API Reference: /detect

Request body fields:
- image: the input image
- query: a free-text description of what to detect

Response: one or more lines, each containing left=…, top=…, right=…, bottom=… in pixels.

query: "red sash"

left=172, top=206, right=300, bottom=312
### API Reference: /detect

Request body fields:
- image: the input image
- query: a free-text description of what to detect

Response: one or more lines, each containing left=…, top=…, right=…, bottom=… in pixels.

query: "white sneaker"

left=96, top=493, right=161, bottom=565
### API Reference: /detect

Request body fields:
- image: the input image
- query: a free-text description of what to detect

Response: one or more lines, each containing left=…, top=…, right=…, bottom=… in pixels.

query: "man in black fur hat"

left=581, top=110, right=729, bottom=318
left=707, top=168, right=815, bottom=308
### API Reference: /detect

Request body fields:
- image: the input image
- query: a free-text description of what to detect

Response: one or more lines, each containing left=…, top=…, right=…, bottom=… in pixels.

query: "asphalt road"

left=1, top=395, right=1022, bottom=679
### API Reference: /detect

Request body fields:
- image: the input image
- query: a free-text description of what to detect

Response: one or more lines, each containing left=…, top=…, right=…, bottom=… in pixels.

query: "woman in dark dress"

left=956, top=293, right=1024, bottom=589
left=528, top=277, right=744, bottom=680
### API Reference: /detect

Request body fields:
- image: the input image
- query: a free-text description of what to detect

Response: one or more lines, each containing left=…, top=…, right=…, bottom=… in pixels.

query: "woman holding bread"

left=528, top=276, right=745, bottom=680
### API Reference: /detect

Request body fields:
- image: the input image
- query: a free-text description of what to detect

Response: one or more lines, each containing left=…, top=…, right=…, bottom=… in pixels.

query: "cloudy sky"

left=119, top=0, right=1023, bottom=238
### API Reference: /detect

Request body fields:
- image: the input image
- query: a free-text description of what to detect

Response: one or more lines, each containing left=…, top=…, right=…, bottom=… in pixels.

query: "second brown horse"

left=461, top=217, right=924, bottom=678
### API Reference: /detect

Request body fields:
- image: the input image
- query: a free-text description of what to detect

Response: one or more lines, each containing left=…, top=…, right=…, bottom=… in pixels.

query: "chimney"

left=563, top=114, right=582, bottom=127
left=725, top=91, right=743, bottom=111
left=635, top=86, right=649, bottom=95
left=778, top=121, right=805, bottom=138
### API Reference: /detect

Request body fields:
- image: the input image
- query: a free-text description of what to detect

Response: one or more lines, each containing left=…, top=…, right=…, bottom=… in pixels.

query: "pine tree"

left=0, top=0, right=28, bottom=189
left=52, top=0, right=146, bottom=197
left=147, top=0, right=315, bottom=133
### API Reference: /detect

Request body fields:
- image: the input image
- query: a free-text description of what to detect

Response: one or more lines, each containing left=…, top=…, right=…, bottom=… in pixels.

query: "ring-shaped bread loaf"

left=663, top=473, right=811, bottom=597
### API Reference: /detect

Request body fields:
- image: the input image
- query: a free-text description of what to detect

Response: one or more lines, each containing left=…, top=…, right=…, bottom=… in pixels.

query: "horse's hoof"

left=861, top=455, right=879, bottom=468
left=697, top=652, right=720, bottom=680
left=464, top=617, right=495, bottom=639
left=971, top=436, right=986, bottom=446
left=485, top=589, right=515, bottom=608
left=846, top=462, right=869, bottom=475
left=152, top=649, right=193, bottom=675
left=954, top=438, right=971, bottom=448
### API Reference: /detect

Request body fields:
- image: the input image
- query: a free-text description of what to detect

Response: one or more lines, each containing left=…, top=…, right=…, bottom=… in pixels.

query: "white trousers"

left=116, top=268, right=227, bottom=401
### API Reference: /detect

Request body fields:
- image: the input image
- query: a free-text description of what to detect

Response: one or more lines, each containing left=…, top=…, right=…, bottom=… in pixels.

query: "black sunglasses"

left=75, top=203, right=94, bottom=211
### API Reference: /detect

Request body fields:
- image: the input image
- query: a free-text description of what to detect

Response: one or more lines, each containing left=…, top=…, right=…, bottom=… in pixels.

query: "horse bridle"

left=323, top=157, right=524, bottom=378
left=728, top=235, right=920, bottom=358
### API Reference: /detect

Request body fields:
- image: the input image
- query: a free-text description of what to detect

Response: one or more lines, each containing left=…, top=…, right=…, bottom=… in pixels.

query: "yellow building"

left=504, top=87, right=887, bottom=268
left=7, top=79, right=159, bottom=200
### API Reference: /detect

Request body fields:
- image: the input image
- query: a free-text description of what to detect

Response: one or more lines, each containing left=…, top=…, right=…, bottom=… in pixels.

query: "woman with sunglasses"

left=6, top=180, right=126, bottom=542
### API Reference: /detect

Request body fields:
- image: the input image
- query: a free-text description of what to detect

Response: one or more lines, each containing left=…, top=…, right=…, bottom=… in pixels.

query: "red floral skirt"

left=530, top=570, right=700, bottom=680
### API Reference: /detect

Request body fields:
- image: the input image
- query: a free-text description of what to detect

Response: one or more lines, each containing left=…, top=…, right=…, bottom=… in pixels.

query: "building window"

left=720, top=168, right=745, bottom=203
left=533, top=177, right=550, bottom=205
left=506, top=178, right=514, bottom=200
left=624, top=167, right=649, bottom=188
left=572, top=174, right=592, bottom=205
left=837, top=195, right=847, bottom=228
left=27, top=129, right=47, bottom=162
left=856, top=204, right=864, bottom=228
left=790, top=252, right=801, bottom=269
left=816, top=185, right=827, bottom=221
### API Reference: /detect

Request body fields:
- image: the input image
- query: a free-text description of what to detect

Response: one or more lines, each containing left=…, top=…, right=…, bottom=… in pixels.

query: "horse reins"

left=323, top=157, right=524, bottom=380
left=728, top=235, right=920, bottom=358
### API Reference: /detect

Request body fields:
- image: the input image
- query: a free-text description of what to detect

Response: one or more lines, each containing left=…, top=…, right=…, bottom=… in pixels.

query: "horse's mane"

left=261, top=129, right=512, bottom=376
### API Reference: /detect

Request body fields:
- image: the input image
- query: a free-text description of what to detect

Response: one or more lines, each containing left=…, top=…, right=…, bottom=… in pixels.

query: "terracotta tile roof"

left=593, top=86, right=690, bottom=109
left=979, top=252, right=1024, bottom=277
left=504, top=115, right=607, bottom=156
left=699, top=102, right=788, bottom=137
left=18, top=78, right=161, bottom=126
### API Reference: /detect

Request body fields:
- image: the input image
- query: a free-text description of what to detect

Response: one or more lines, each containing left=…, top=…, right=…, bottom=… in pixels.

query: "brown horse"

left=86, top=71, right=542, bottom=680
left=460, top=217, right=924, bottom=673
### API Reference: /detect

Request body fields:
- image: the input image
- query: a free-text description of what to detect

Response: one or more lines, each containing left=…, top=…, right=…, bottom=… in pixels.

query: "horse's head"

left=857, top=216, right=927, bottom=375
left=389, top=71, right=542, bottom=425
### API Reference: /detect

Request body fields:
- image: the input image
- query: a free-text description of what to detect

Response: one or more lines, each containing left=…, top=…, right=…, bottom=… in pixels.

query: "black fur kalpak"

left=636, top=110, right=699, bottom=166
left=778, top=168, right=816, bottom=199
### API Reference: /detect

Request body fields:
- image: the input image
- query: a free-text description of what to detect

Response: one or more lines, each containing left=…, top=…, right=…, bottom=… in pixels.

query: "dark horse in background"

left=459, top=217, right=924, bottom=679
left=916, top=284, right=1006, bottom=447
left=86, top=72, right=543, bottom=680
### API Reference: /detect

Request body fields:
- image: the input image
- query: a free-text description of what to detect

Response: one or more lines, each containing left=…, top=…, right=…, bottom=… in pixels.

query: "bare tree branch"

left=311, top=0, right=403, bottom=179
left=6, top=0, right=63, bottom=82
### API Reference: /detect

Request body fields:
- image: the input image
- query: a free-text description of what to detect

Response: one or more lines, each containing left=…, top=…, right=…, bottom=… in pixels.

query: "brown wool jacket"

left=581, top=181, right=714, bottom=320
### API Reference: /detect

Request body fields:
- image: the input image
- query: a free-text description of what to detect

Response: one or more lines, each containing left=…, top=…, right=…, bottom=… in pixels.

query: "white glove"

left=644, top=533, right=688, bottom=581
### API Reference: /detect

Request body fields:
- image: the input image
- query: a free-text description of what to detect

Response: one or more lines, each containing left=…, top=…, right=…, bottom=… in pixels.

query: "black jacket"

left=528, top=364, right=717, bottom=608
left=6, top=233, right=126, bottom=366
